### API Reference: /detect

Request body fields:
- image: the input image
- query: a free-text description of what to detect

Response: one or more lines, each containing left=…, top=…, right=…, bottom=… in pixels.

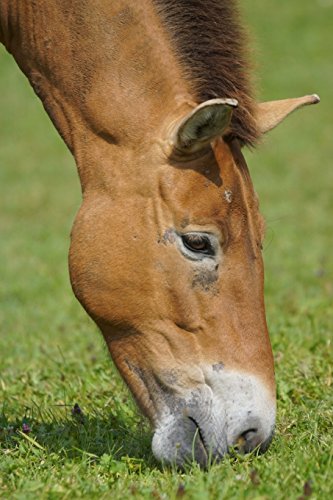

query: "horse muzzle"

left=151, top=369, right=276, bottom=467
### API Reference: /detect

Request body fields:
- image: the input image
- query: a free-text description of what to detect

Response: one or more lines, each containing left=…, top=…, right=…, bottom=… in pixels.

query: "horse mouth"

left=187, top=416, right=209, bottom=464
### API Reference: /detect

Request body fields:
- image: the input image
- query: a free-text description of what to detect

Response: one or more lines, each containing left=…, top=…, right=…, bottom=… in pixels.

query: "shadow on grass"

left=0, top=405, right=158, bottom=468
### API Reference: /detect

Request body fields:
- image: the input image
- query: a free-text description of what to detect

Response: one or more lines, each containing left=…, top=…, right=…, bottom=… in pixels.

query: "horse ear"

left=257, top=94, right=320, bottom=134
left=171, top=98, right=238, bottom=155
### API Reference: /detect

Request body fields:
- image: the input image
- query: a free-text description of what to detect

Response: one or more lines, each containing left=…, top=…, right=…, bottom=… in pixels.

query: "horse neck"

left=0, top=0, right=194, bottom=190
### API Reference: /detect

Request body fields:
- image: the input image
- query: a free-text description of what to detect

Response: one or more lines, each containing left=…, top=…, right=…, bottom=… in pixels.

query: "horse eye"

left=182, top=233, right=214, bottom=255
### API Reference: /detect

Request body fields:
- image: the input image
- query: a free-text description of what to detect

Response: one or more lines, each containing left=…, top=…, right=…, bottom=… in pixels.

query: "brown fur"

left=153, top=0, right=259, bottom=146
left=1, top=0, right=316, bottom=465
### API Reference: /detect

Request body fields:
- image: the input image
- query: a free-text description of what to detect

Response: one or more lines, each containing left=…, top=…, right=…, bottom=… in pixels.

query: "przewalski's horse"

left=0, top=1, right=319, bottom=466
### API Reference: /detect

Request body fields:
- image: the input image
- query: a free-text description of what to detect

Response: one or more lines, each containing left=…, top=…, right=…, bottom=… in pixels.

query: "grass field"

left=0, top=1, right=332, bottom=498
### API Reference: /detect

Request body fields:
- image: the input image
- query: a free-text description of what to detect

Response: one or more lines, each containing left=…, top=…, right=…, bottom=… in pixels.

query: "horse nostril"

left=242, top=428, right=258, bottom=442
left=234, top=428, right=260, bottom=452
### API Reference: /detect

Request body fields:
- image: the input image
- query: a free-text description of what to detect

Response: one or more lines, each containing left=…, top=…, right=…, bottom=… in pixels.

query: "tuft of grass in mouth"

left=0, top=0, right=332, bottom=498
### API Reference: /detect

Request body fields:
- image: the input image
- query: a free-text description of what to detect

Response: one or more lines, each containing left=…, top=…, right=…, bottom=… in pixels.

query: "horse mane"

left=153, top=0, right=260, bottom=147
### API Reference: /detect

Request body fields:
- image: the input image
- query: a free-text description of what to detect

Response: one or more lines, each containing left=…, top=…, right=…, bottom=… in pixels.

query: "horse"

left=0, top=0, right=319, bottom=466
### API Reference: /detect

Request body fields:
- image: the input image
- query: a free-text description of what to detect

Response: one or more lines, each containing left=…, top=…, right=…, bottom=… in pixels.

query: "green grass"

left=0, top=1, right=332, bottom=498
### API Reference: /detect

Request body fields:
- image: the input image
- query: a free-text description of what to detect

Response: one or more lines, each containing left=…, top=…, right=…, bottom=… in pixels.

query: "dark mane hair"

left=153, top=0, right=260, bottom=146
